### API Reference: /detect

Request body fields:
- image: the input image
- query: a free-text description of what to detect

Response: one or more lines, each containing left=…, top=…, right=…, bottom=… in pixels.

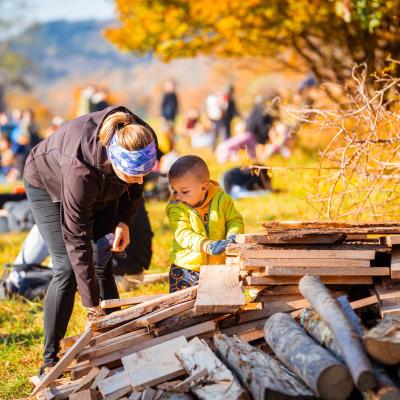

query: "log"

left=214, top=334, right=314, bottom=399
left=176, top=337, right=247, bottom=400
left=194, top=265, right=245, bottom=314
left=299, top=275, right=376, bottom=391
left=264, top=313, right=353, bottom=400
left=364, top=315, right=400, bottom=365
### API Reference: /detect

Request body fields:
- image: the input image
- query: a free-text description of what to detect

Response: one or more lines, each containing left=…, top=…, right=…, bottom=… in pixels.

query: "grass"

left=0, top=141, right=319, bottom=399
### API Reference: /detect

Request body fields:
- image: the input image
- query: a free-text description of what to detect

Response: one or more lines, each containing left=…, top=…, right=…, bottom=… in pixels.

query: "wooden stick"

left=299, top=275, right=376, bottom=391
left=100, top=295, right=163, bottom=309
left=31, top=329, right=93, bottom=396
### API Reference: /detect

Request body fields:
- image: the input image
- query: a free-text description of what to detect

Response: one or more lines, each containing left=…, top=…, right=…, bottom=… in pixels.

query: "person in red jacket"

left=23, top=106, right=158, bottom=377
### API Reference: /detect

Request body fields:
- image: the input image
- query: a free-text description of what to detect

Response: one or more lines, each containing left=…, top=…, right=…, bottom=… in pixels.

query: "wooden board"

left=31, top=329, right=93, bottom=396
left=194, top=265, right=245, bottom=314
left=100, top=295, right=163, bottom=309
left=262, top=266, right=389, bottom=276
left=240, top=248, right=376, bottom=260
left=91, top=300, right=195, bottom=347
left=391, top=248, right=400, bottom=279
left=90, top=320, right=217, bottom=367
left=122, top=336, right=187, bottom=391
left=98, top=370, right=131, bottom=397
left=93, top=286, right=197, bottom=330
left=176, top=337, right=246, bottom=399
left=236, top=233, right=346, bottom=245
left=243, top=275, right=373, bottom=286
left=243, top=258, right=371, bottom=268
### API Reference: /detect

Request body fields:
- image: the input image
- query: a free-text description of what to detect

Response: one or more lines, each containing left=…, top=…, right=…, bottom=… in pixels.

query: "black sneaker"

left=36, top=361, right=57, bottom=381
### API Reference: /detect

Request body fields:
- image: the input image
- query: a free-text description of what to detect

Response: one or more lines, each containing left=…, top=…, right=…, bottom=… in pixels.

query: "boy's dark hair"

left=169, top=155, right=210, bottom=181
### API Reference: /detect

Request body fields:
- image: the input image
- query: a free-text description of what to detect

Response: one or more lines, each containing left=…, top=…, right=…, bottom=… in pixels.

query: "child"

left=167, top=155, right=244, bottom=292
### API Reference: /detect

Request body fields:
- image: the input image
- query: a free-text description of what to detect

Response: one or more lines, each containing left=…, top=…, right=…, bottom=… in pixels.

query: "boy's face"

left=170, top=172, right=209, bottom=207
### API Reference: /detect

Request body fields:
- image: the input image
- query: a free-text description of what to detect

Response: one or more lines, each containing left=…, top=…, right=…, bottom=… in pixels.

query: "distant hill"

left=9, top=19, right=143, bottom=82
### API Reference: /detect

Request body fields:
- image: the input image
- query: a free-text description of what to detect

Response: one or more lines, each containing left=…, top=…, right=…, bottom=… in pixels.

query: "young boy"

left=167, top=155, right=244, bottom=292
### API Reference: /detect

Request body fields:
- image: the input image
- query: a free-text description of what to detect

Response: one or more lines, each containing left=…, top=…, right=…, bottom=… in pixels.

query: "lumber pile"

left=29, top=220, right=400, bottom=400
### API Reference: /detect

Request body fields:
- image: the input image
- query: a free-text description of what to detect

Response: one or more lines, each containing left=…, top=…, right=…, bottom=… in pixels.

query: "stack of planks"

left=226, top=221, right=400, bottom=315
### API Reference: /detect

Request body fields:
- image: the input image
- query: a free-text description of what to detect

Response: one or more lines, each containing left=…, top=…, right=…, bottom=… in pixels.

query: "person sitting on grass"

left=167, top=155, right=244, bottom=292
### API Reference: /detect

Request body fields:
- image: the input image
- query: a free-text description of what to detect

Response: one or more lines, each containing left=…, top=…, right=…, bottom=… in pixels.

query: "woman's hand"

left=112, top=222, right=130, bottom=252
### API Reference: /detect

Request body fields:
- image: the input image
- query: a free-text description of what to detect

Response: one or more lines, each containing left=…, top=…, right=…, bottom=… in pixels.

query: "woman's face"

left=111, top=162, right=144, bottom=184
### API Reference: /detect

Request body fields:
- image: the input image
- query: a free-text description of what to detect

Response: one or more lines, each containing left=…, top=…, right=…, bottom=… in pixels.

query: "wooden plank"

left=90, top=367, right=111, bottom=390
left=90, top=320, right=217, bottom=367
left=141, top=387, right=156, bottom=400
left=252, top=285, right=300, bottom=295
left=70, top=367, right=100, bottom=394
left=176, top=337, right=246, bottom=399
left=98, top=370, right=131, bottom=397
left=236, top=233, right=346, bottom=245
left=240, top=248, right=376, bottom=260
left=91, top=300, right=195, bottom=347
left=243, top=275, right=373, bottom=286
left=243, top=258, right=371, bottom=268
left=122, top=336, right=187, bottom=391
left=256, top=293, right=305, bottom=302
left=391, top=248, right=400, bottom=279
left=103, top=386, right=132, bottom=400
left=194, top=265, right=245, bottom=314
left=100, top=295, right=163, bottom=309
left=93, top=286, right=198, bottom=330
left=222, top=318, right=268, bottom=342
left=31, top=328, right=93, bottom=396
left=69, top=389, right=97, bottom=400
left=263, top=266, right=389, bottom=276
left=78, top=330, right=153, bottom=362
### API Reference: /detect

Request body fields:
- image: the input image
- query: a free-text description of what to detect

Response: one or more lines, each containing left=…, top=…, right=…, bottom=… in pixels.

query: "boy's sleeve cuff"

left=201, top=239, right=212, bottom=254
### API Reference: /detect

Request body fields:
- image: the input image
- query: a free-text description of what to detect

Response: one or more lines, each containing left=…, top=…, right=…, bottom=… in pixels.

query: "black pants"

left=24, top=181, right=119, bottom=364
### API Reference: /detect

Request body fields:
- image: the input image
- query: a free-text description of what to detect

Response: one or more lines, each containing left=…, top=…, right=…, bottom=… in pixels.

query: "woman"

left=23, top=106, right=158, bottom=376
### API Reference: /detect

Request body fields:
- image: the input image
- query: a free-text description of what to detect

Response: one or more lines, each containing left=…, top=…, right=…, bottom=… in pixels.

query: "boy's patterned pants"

left=169, top=264, right=200, bottom=293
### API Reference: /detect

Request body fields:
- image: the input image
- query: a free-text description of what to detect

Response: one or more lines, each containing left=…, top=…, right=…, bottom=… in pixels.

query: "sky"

left=25, top=0, right=116, bottom=22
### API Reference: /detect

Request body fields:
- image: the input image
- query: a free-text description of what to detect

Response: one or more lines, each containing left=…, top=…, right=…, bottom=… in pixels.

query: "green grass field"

left=0, top=143, right=319, bottom=399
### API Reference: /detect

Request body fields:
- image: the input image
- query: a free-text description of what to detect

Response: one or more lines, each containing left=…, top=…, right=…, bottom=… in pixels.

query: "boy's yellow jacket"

left=166, top=182, right=244, bottom=271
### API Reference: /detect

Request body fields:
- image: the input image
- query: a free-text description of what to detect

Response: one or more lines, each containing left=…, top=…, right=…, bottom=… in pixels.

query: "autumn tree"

left=106, top=0, right=400, bottom=91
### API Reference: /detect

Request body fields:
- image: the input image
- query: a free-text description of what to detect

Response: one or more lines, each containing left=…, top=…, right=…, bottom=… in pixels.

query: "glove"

left=96, top=233, right=127, bottom=268
left=204, top=240, right=229, bottom=255
left=226, top=234, right=237, bottom=243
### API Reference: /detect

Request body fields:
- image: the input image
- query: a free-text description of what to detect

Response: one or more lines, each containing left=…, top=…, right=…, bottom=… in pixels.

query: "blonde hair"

left=99, top=111, right=154, bottom=150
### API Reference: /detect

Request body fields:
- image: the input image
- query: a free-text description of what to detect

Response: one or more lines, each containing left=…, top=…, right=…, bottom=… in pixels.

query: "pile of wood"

left=28, top=221, right=400, bottom=400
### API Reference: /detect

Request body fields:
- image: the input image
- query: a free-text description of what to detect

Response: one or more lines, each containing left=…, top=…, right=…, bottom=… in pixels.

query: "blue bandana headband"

left=108, top=134, right=157, bottom=176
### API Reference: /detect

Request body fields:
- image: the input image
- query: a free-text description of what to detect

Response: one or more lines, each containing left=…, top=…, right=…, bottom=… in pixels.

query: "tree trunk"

left=214, top=334, right=314, bottom=400
left=299, top=275, right=376, bottom=391
left=264, top=312, right=353, bottom=400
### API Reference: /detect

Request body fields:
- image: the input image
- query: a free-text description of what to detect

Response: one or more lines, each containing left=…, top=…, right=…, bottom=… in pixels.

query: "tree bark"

left=299, top=275, right=376, bottom=391
left=264, top=312, right=353, bottom=400
left=214, top=334, right=314, bottom=400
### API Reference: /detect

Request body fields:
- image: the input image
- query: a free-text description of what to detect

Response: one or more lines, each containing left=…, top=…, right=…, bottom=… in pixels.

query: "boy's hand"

left=204, top=240, right=229, bottom=255
left=113, top=222, right=130, bottom=252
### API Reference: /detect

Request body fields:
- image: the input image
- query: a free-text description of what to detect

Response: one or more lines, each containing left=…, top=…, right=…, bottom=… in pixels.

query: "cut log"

left=122, top=336, right=187, bottom=391
left=194, top=265, right=245, bottom=314
left=263, top=266, right=389, bottom=276
left=93, top=286, right=197, bottom=330
left=364, top=315, right=400, bottom=365
left=214, top=334, right=314, bottom=399
left=176, top=337, right=247, bottom=399
left=244, top=275, right=373, bottom=286
left=264, top=312, right=353, bottom=400
left=299, top=275, right=376, bottom=391
left=31, top=328, right=93, bottom=396
left=100, top=295, right=163, bottom=309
